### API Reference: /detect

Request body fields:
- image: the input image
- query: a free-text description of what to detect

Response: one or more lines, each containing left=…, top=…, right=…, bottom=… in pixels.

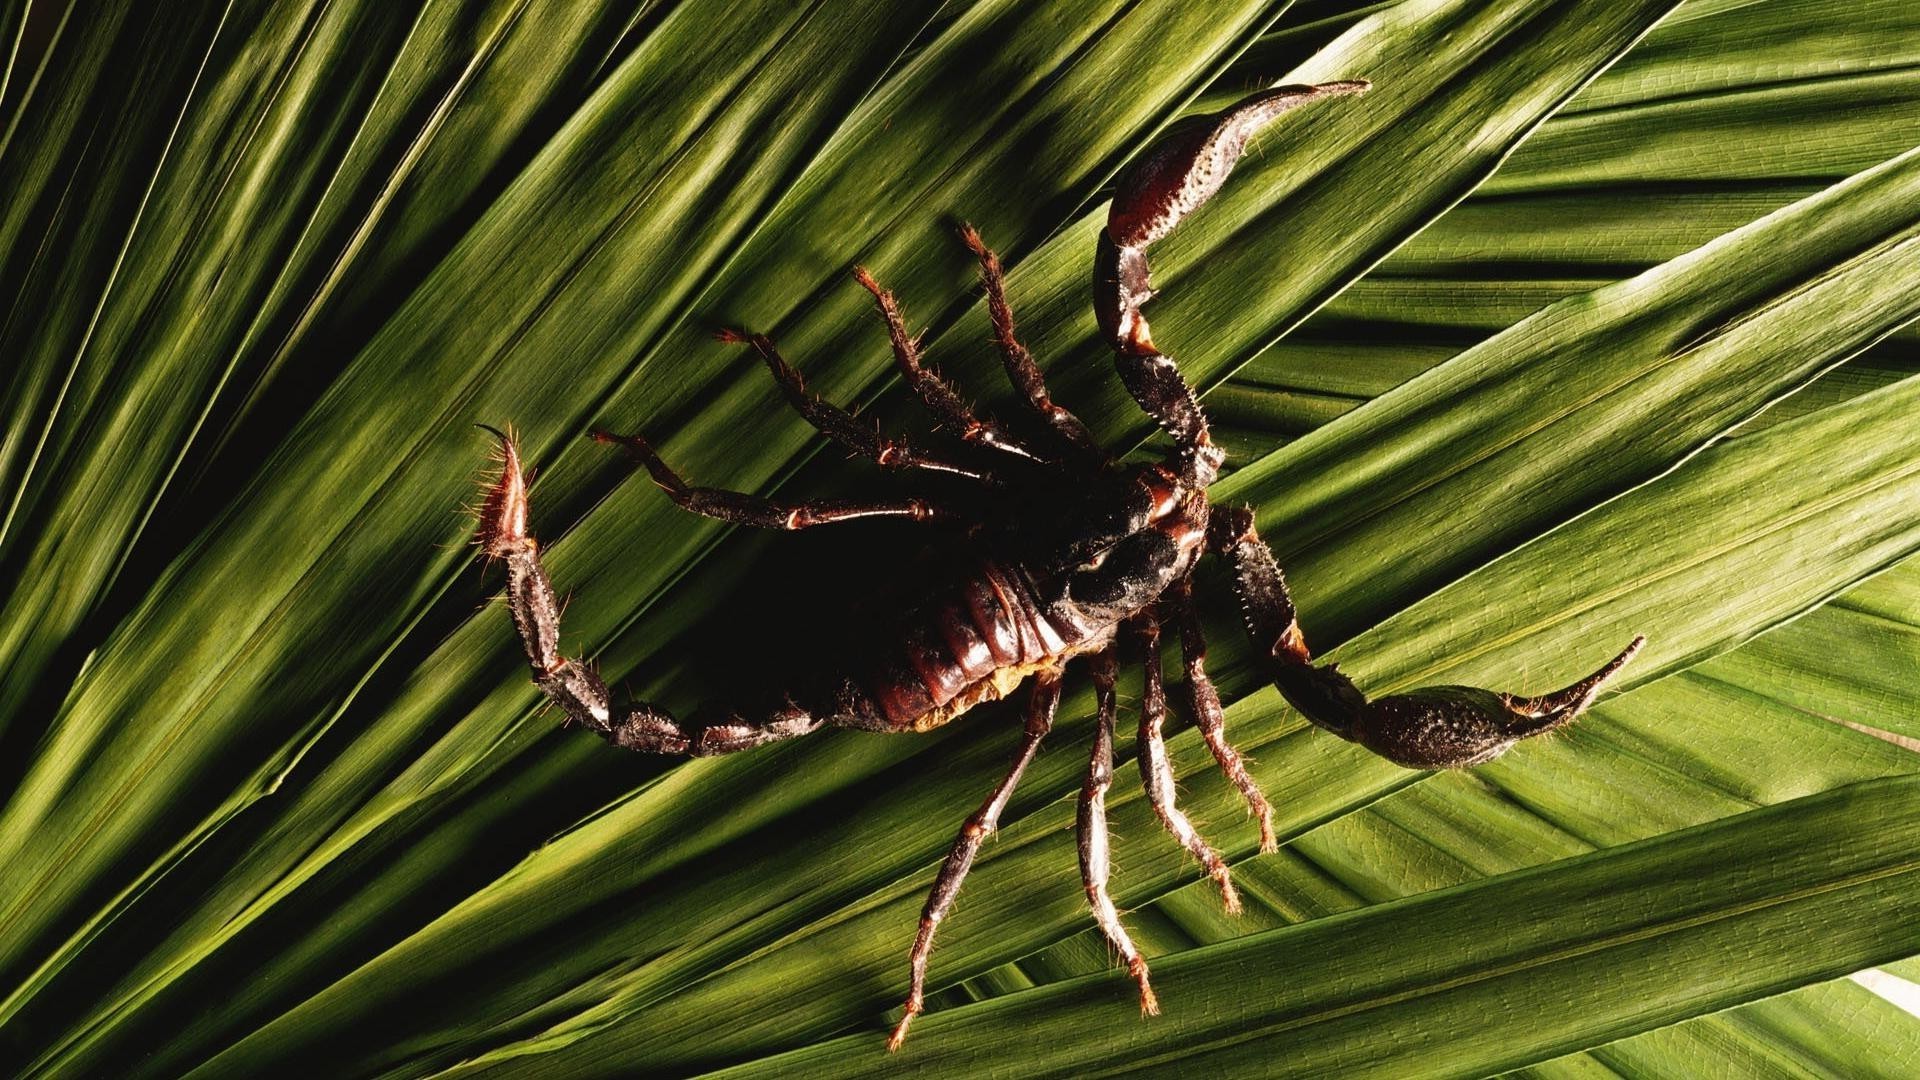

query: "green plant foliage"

left=719, top=775, right=1920, bottom=1077
left=0, top=0, right=1915, bottom=1076
left=1216, top=0, right=1920, bottom=451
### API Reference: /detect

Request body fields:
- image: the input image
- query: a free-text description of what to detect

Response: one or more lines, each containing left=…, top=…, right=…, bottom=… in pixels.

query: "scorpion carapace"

left=475, top=80, right=1645, bottom=1050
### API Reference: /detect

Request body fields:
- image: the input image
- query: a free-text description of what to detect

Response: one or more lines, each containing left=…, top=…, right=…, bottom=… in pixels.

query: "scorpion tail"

left=1094, top=80, right=1370, bottom=352
left=472, top=425, right=843, bottom=756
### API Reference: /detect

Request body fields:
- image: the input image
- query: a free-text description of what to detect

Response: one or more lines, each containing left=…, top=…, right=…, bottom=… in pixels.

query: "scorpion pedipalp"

left=1107, top=81, right=1371, bottom=253
left=1094, top=80, right=1370, bottom=488
left=1210, top=504, right=1645, bottom=769
left=1094, top=80, right=1371, bottom=355
left=1339, top=636, right=1647, bottom=769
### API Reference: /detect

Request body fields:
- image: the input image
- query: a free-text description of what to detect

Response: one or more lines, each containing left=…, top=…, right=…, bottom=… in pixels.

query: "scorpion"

left=475, top=80, right=1644, bottom=1050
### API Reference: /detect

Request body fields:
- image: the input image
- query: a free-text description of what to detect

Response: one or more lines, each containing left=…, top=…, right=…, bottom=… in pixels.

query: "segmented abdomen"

left=868, top=560, right=1089, bottom=731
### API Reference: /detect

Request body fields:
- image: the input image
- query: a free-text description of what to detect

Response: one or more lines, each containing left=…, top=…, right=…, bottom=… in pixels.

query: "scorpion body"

left=477, top=80, right=1643, bottom=1050
left=865, top=463, right=1203, bottom=734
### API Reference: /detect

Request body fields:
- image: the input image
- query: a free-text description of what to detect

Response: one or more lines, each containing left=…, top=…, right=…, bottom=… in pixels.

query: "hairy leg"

left=716, top=328, right=992, bottom=482
left=592, top=430, right=953, bottom=529
left=889, top=672, right=1063, bottom=1051
left=1132, top=614, right=1239, bottom=913
left=1078, top=647, right=1158, bottom=1015
left=1168, top=576, right=1276, bottom=852
left=851, top=266, right=1044, bottom=464
left=957, top=224, right=1102, bottom=460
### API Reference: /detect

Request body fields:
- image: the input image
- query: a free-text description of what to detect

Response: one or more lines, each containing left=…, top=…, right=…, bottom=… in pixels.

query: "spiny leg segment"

left=852, top=266, right=1045, bottom=464
left=1168, top=575, right=1277, bottom=852
left=716, top=328, right=993, bottom=482
left=723, top=230, right=1105, bottom=478
left=1131, top=613, right=1240, bottom=913
left=889, top=672, right=1063, bottom=1051
left=1078, top=647, right=1158, bottom=1015
left=958, top=224, right=1102, bottom=461
left=592, top=430, right=954, bottom=530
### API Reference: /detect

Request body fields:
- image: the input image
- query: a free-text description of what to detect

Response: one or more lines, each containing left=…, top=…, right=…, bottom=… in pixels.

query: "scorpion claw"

left=1222, top=515, right=1645, bottom=771
left=1107, top=80, right=1371, bottom=252
left=1094, top=81, right=1370, bottom=350
left=1342, top=636, right=1647, bottom=769
left=1503, top=634, right=1647, bottom=724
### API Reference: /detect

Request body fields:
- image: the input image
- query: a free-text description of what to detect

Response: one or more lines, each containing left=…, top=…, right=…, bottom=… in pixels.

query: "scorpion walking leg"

left=1168, top=576, right=1276, bottom=852
left=592, top=431, right=954, bottom=529
left=852, top=266, right=1044, bottom=464
left=1209, top=505, right=1645, bottom=769
left=957, top=224, right=1101, bottom=460
left=1132, top=614, right=1239, bottom=913
left=1078, top=647, right=1158, bottom=1015
left=889, top=672, right=1062, bottom=1051
left=477, top=432, right=827, bottom=754
left=716, top=329, right=992, bottom=482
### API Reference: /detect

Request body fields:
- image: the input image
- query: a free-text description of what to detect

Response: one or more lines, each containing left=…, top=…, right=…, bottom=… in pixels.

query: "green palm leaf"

left=716, top=774, right=1920, bottom=1077
left=1, top=0, right=1915, bottom=1076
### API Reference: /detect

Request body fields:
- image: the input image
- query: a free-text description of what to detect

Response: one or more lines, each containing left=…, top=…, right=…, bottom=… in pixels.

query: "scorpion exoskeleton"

left=476, top=80, right=1644, bottom=1050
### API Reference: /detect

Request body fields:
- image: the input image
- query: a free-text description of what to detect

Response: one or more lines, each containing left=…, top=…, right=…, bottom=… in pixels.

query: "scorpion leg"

left=890, top=671, right=1063, bottom=1051
left=476, top=431, right=834, bottom=754
left=1168, top=576, right=1276, bottom=852
left=1094, top=81, right=1371, bottom=487
left=716, top=329, right=993, bottom=482
left=852, top=266, right=1045, bottom=464
left=957, top=224, right=1102, bottom=460
left=592, top=431, right=954, bottom=529
left=1132, top=613, right=1239, bottom=913
left=1209, top=505, right=1646, bottom=769
left=1078, top=646, right=1158, bottom=1015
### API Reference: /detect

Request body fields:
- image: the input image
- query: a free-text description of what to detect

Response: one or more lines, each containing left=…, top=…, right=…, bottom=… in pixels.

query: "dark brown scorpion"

left=475, top=81, right=1644, bottom=1050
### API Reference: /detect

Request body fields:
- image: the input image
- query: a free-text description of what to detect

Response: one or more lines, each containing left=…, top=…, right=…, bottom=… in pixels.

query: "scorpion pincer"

left=475, top=80, right=1644, bottom=1050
